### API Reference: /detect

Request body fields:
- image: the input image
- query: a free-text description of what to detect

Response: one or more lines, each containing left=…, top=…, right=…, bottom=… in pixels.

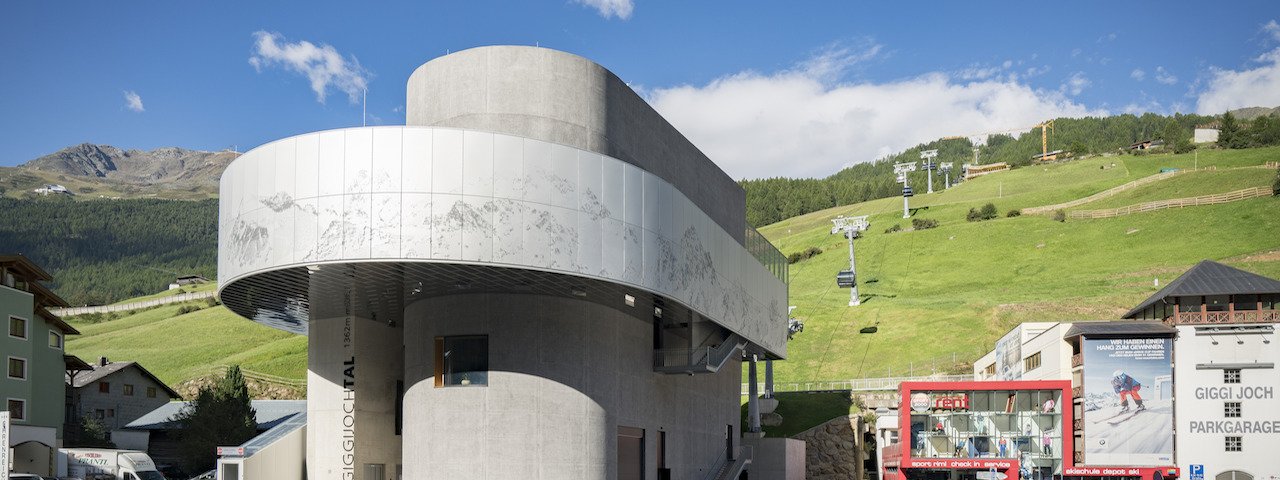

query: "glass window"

left=1234, top=295, right=1258, bottom=311
left=8, top=357, right=26, bottom=379
left=94, top=409, right=105, bottom=419
left=7, top=399, right=25, bottom=420
left=1178, top=296, right=1202, bottom=312
left=1023, top=352, right=1042, bottom=372
left=147, top=386, right=157, bottom=398
left=434, top=335, right=488, bottom=387
left=99, top=381, right=110, bottom=393
left=1225, top=436, right=1242, bottom=452
left=1224, top=369, right=1241, bottom=384
left=1224, top=402, right=1241, bottom=418
left=123, top=384, right=134, bottom=396
left=107, top=408, right=115, bottom=418
left=1206, top=295, right=1230, bottom=312
left=8, top=316, right=26, bottom=339
left=49, top=331, right=62, bottom=349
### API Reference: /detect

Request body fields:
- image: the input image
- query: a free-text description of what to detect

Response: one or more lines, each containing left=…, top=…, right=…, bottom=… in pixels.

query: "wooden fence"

left=1068, top=186, right=1272, bottom=219
left=52, top=290, right=216, bottom=317
left=207, top=365, right=307, bottom=389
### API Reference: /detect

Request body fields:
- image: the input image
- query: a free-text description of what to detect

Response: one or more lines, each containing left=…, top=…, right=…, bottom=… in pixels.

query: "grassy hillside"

left=65, top=300, right=307, bottom=395
left=762, top=147, right=1280, bottom=382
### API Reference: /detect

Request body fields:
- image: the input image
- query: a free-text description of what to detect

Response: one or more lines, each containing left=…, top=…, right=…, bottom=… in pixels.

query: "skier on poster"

left=1112, top=370, right=1146, bottom=412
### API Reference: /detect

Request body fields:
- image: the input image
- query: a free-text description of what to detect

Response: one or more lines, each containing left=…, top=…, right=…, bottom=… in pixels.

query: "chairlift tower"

left=940, top=162, right=954, bottom=189
left=894, top=161, right=918, bottom=218
left=832, top=215, right=869, bottom=306
left=920, top=149, right=938, bottom=194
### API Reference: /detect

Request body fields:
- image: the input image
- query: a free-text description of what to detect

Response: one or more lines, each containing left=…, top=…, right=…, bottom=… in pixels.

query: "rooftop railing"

left=745, top=226, right=787, bottom=284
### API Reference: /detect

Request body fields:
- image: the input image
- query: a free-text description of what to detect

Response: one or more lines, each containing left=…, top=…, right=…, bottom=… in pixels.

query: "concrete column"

left=307, top=313, right=403, bottom=480
left=748, top=355, right=761, bottom=434
left=765, top=360, right=774, bottom=399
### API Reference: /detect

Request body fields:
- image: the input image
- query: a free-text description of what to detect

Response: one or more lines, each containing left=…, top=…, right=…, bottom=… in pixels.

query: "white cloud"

left=1154, top=66, right=1178, bottom=85
left=1062, top=72, right=1091, bottom=96
left=249, top=31, right=370, bottom=104
left=1097, top=33, right=1117, bottom=43
left=1265, top=20, right=1280, bottom=41
left=1071, top=48, right=1082, bottom=58
left=1130, top=69, right=1146, bottom=81
left=646, top=48, right=1102, bottom=179
left=1196, top=47, right=1280, bottom=113
left=574, top=0, right=633, bottom=19
left=123, top=90, right=144, bottom=112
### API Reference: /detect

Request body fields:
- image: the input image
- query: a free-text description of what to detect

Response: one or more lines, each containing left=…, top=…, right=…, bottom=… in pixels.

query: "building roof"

left=1064, top=320, right=1176, bottom=339
left=64, top=355, right=92, bottom=371
left=1123, top=260, right=1280, bottom=318
left=38, top=307, right=79, bottom=335
left=0, top=254, right=54, bottom=282
left=125, top=400, right=307, bottom=431
left=66, top=361, right=182, bottom=399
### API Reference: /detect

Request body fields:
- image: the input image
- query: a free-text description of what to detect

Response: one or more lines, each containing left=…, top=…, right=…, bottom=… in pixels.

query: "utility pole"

left=832, top=215, right=869, bottom=307
left=921, top=149, right=938, bottom=194
left=894, top=162, right=918, bottom=218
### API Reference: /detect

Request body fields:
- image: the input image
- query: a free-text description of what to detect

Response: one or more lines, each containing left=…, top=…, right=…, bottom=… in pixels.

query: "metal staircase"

left=701, top=445, right=754, bottom=480
left=653, top=332, right=746, bottom=374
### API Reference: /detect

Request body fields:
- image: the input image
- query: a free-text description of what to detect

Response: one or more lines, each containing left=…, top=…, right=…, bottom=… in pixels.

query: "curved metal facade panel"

left=218, top=126, right=787, bottom=356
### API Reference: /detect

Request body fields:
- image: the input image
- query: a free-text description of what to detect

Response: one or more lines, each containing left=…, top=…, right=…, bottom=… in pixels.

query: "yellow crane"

left=1036, top=119, right=1055, bottom=161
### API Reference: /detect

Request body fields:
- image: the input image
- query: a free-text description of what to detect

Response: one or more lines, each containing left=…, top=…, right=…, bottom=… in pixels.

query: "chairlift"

left=836, top=270, right=857, bottom=288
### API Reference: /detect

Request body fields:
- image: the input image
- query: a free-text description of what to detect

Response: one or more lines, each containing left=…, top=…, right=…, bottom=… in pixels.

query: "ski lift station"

left=216, top=46, right=797, bottom=480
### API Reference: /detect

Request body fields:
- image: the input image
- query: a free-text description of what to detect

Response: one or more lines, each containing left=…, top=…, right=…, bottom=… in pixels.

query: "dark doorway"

left=618, top=426, right=645, bottom=480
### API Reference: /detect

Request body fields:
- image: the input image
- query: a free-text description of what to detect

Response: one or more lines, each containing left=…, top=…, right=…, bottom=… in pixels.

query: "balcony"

left=1172, top=309, right=1279, bottom=325
left=1071, top=353, right=1082, bottom=367
left=1072, top=386, right=1083, bottom=399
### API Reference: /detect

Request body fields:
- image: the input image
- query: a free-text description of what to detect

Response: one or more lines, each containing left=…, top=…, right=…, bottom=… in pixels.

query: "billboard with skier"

left=1082, top=337, right=1174, bottom=466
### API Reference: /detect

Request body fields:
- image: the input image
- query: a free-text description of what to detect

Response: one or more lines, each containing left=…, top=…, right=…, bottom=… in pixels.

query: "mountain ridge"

left=21, top=142, right=238, bottom=187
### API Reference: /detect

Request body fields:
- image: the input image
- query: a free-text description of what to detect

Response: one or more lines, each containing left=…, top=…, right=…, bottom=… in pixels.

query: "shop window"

left=7, top=398, right=25, bottom=421
left=1224, top=402, right=1241, bottom=418
left=7, top=357, right=26, bottom=380
left=1224, top=369, right=1241, bottom=384
left=49, top=331, right=63, bottom=349
left=99, top=381, right=110, bottom=393
left=1225, top=436, right=1242, bottom=452
left=1023, top=352, right=1042, bottom=372
left=434, top=335, right=488, bottom=387
left=147, top=387, right=157, bottom=398
left=8, top=316, right=27, bottom=339
left=1233, top=294, right=1258, bottom=311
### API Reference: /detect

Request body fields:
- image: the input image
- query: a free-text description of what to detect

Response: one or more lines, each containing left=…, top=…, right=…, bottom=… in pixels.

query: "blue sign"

left=1190, top=464, right=1204, bottom=480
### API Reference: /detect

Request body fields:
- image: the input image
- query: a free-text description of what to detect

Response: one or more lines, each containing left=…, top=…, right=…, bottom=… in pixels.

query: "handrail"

left=655, top=334, right=746, bottom=374
left=721, top=445, right=753, bottom=480
left=741, top=374, right=973, bottom=395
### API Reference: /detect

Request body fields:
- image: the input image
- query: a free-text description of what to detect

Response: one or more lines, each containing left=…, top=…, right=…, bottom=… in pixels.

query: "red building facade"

left=883, top=381, right=1178, bottom=480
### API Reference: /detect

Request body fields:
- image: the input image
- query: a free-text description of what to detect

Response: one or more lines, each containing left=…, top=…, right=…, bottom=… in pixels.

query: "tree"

left=77, top=414, right=117, bottom=448
left=1273, top=166, right=1280, bottom=197
left=171, top=366, right=258, bottom=474
left=1218, top=112, right=1242, bottom=149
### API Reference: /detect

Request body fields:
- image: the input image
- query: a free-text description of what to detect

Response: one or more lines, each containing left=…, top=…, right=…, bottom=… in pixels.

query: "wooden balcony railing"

left=1071, top=353, right=1083, bottom=367
left=1072, top=386, right=1083, bottom=398
left=1173, top=309, right=1279, bottom=325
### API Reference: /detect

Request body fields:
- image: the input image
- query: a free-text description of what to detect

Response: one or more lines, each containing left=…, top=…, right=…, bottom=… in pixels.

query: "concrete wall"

left=405, top=46, right=747, bottom=244
left=74, top=367, right=173, bottom=430
left=399, top=293, right=740, bottom=480
left=743, top=437, right=806, bottom=480
left=238, top=424, right=306, bottom=480
left=217, top=126, right=787, bottom=357
left=2, top=285, right=66, bottom=440
left=1173, top=324, right=1279, bottom=479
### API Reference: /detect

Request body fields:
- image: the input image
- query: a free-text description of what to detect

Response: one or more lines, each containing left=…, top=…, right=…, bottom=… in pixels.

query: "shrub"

left=1273, top=167, right=1280, bottom=196
left=967, top=203, right=999, bottom=222
left=1006, top=209, right=1022, bottom=218
left=1052, top=210, right=1067, bottom=222
left=884, top=224, right=902, bottom=234
left=176, top=304, right=203, bottom=315
left=786, top=246, right=824, bottom=264
left=911, top=218, right=939, bottom=230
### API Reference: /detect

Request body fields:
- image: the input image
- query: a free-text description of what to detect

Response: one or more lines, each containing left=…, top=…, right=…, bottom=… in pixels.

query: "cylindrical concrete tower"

left=217, top=46, right=788, bottom=480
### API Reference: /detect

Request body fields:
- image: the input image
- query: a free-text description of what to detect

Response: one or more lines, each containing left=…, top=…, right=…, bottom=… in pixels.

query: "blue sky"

left=2, top=1, right=1278, bottom=178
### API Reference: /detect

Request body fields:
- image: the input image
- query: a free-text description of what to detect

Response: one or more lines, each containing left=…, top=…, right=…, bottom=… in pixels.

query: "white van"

left=58, top=449, right=166, bottom=480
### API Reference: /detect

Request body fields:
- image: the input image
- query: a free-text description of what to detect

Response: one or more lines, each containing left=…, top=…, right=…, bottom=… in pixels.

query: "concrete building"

left=66, top=357, right=182, bottom=432
left=217, top=46, right=789, bottom=480
left=974, top=322, right=1072, bottom=382
left=1121, top=260, right=1280, bottom=480
left=2, top=254, right=80, bottom=476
